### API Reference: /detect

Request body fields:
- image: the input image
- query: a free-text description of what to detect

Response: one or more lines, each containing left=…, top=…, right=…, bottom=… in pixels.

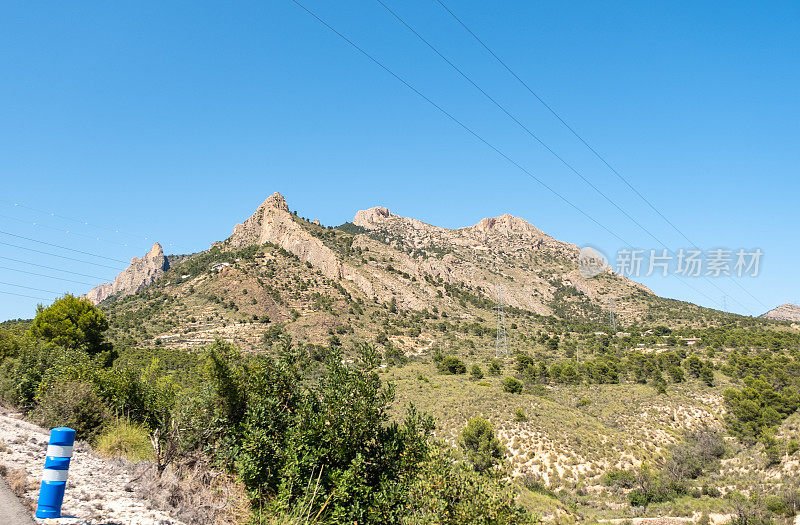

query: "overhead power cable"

left=0, top=200, right=188, bottom=252
left=0, top=212, right=133, bottom=248
left=0, top=240, right=124, bottom=271
left=289, top=0, right=723, bottom=309
left=0, top=265, right=95, bottom=286
left=0, top=290, right=50, bottom=301
left=0, top=280, right=62, bottom=295
left=0, top=230, right=129, bottom=264
left=375, top=0, right=753, bottom=313
left=0, top=255, right=112, bottom=281
left=433, top=0, right=768, bottom=311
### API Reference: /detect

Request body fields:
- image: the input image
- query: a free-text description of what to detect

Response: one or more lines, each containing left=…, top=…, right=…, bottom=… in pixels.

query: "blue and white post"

left=35, top=427, right=75, bottom=519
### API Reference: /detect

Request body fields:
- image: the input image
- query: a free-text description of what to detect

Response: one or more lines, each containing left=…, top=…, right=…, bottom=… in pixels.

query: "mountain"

left=85, top=242, right=170, bottom=304
left=98, top=192, right=733, bottom=350
left=762, top=303, right=800, bottom=322
left=84, top=192, right=800, bottom=522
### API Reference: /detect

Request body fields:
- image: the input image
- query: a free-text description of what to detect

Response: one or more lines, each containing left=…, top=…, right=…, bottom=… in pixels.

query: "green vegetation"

left=0, top=297, right=535, bottom=523
left=503, top=376, right=523, bottom=394
left=460, top=416, right=505, bottom=474
left=96, top=420, right=154, bottom=462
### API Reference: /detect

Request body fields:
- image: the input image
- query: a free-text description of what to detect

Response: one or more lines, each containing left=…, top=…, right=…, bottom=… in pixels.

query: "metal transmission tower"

left=608, top=297, right=616, bottom=333
left=495, top=285, right=509, bottom=359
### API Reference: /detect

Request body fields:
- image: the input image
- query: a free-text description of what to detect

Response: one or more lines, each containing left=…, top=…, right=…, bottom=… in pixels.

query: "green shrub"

left=470, top=364, right=484, bottom=380
left=502, top=377, right=523, bottom=394
left=487, top=359, right=502, bottom=376
left=438, top=356, right=466, bottom=374
left=31, top=380, right=110, bottom=442
left=460, top=417, right=504, bottom=474
left=513, top=408, right=528, bottom=422
left=96, top=420, right=154, bottom=462
left=602, top=469, right=636, bottom=489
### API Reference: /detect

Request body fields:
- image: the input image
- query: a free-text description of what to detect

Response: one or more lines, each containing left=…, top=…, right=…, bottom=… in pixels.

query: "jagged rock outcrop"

left=85, top=243, right=170, bottom=304
left=210, top=194, right=655, bottom=318
left=761, top=303, right=800, bottom=322
left=217, top=193, right=387, bottom=302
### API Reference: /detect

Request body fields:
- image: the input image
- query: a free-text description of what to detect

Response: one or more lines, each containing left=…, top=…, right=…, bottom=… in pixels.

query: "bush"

left=459, top=417, right=504, bottom=474
left=438, top=356, right=466, bottom=374
left=502, top=377, right=523, bottom=394
left=96, top=419, right=154, bottom=462
left=31, top=380, right=110, bottom=442
left=487, top=360, right=502, bottom=376
left=513, top=408, right=527, bottom=422
left=470, top=364, right=484, bottom=380
left=602, top=469, right=636, bottom=489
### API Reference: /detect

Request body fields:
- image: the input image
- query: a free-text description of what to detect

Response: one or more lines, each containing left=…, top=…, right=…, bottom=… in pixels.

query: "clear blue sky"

left=1, top=1, right=798, bottom=321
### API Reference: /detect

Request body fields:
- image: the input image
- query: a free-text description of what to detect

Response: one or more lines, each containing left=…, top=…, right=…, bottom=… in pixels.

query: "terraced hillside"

left=88, top=192, right=800, bottom=522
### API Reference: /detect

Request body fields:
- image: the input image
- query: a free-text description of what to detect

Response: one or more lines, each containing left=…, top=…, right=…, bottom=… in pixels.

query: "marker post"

left=35, top=427, right=75, bottom=519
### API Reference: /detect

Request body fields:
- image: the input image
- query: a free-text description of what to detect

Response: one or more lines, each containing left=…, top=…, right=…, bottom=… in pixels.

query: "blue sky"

left=1, top=1, right=798, bottom=321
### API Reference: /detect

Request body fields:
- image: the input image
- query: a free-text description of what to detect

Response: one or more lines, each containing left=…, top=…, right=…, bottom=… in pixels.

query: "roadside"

left=0, top=407, right=185, bottom=525
left=0, top=476, right=35, bottom=525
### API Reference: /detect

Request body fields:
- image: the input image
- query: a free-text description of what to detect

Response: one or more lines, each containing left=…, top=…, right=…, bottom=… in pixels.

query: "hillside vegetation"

left=3, top=194, right=800, bottom=523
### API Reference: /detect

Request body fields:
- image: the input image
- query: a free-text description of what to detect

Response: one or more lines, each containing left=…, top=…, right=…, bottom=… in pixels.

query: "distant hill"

left=762, top=303, right=800, bottom=322
left=93, top=191, right=744, bottom=350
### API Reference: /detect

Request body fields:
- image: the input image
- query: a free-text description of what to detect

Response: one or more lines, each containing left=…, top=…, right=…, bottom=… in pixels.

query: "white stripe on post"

left=41, top=469, right=69, bottom=483
left=45, top=445, right=73, bottom=458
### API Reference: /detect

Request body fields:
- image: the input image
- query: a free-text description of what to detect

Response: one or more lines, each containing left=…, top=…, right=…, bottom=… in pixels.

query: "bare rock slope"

left=85, top=243, right=170, bottom=304
left=762, top=303, right=800, bottom=322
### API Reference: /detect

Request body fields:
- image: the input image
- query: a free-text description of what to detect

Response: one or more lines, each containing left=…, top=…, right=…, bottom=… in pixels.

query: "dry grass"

left=1, top=466, right=37, bottom=512
left=137, top=459, right=251, bottom=525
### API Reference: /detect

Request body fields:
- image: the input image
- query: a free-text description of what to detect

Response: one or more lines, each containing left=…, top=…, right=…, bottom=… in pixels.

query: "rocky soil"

left=762, top=303, right=800, bottom=322
left=0, top=408, right=190, bottom=524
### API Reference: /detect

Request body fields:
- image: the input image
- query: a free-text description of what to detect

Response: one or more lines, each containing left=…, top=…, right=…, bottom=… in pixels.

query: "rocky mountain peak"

left=263, top=192, right=289, bottom=212
left=353, top=206, right=393, bottom=229
left=762, top=303, right=800, bottom=322
left=144, top=241, right=165, bottom=260
left=85, top=242, right=170, bottom=304
left=472, top=213, right=540, bottom=235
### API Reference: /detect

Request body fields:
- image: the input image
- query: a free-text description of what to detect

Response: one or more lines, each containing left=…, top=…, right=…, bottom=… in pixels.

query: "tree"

left=502, top=377, right=523, bottom=394
left=470, top=364, right=484, bottom=380
left=700, top=365, right=715, bottom=387
left=668, top=365, right=685, bottom=383
left=460, top=417, right=504, bottom=474
left=29, top=295, right=111, bottom=355
left=439, top=356, right=466, bottom=374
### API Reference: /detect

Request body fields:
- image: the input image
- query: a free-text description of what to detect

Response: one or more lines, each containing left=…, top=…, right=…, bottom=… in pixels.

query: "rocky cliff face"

left=85, top=243, right=170, bottom=304
left=762, top=303, right=800, bottom=322
left=216, top=193, right=388, bottom=302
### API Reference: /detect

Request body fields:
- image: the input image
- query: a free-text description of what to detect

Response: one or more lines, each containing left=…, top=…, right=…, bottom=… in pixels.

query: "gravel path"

left=0, top=408, right=185, bottom=525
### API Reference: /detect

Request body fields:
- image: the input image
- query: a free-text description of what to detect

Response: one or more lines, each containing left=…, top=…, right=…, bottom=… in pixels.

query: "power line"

left=0, top=265, right=95, bottom=286
left=0, top=290, right=50, bottom=301
left=0, top=255, right=112, bottom=281
left=0, top=280, right=62, bottom=295
left=0, top=200, right=189, bottom=253
left=375, top=0, right=753, bottom=314
left=0, top=212, right=134, bottom=248
left=0, top=240, right=125, bottom=270
left=434, top=0, right=768, bottom=311
left=3, top=200, right=152, bottom=243
left=0, top=230, right=129, bottom=264
left=290, top=0, right=725, bottom=310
